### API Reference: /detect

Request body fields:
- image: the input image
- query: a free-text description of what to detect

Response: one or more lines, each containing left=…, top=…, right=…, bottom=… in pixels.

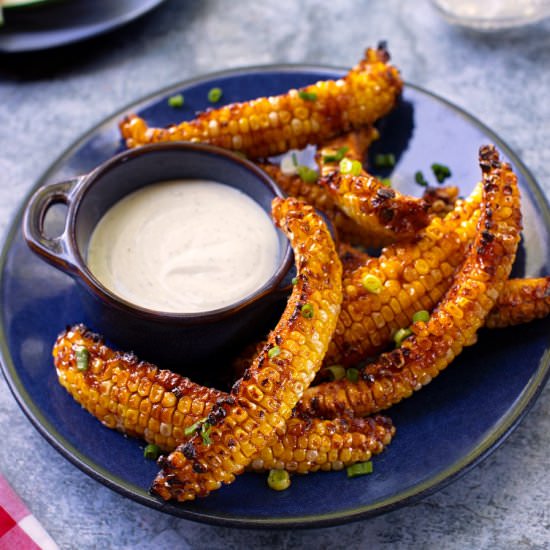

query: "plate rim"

left=1, top=62, right=550, bottom=529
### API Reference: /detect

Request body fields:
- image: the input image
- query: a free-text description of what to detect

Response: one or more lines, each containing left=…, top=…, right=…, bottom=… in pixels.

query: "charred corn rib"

left=119, top=45, right=402, bottom=159
left=326, top=182, right=483, bottom=366
left=152, top=198, right=343, bottom=501
left=249, top=415, right=394, bottom=473
left=260, top=128, right=379, bottom=246
left=485, top=276, right=550, bottom=328
left=315, top=127, right=378, bottom=177
left=297, top=145, right=522, bottom=419
left=320, top=171, right=430, bottom=246
left=53, top=325, right=394, bottom=473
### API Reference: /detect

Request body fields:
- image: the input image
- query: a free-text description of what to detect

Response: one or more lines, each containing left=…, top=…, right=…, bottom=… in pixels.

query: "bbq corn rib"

left=152, top=197, right=343, bottom=501
left=119, top=45, right=402, bottom=159
left=485, top=276, right=550, bottom=328
left=259, top=127, right=379, bottom=246
left=326, top=182, right=484, bottom=366
left=297, top=145, right=522, bottom=419
left=320, top=171, right=430, bottom=246
left=53, top=325, right=395, bottom=474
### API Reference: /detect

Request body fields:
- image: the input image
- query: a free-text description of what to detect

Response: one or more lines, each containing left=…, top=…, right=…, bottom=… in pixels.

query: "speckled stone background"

left=1, top=1, right=549, bottom=548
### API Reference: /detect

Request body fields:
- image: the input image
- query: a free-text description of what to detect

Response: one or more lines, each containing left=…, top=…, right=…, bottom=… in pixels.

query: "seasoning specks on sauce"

left=87, top=180, right=280, bottom=313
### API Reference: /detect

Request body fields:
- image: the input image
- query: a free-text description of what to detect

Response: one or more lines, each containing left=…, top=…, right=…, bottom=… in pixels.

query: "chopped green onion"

left=267, top=469, right=291, bottom=491
left=200, top=422, right=212, bottom=446
left=324, top=365, right=346, bottom=381
left=361, top=273, right=382, bottom=294
left=339, top=158, right=363, bottom=176
left=291, top=277, right=298, bottom=285
left=394, top=327, right=413, bottom=347
left=298, top=90, right=317, bottom=101
left=167, top=94, right=184, bottom=108
left=268, top=346, right=281, bottom=359
left=143, top=444, right=161, bottom=460
left=412, top=310, right=430, bottom=323
left=414, top=170, right=428, bottom=187
left=184, top=421, right=201, bottom=437
left=207, top=87, right=223, bottom=103
left=374, top=153, right=396, bottom=168
left=291, top=152, right=298, bottom=167
left=74, top=346, right=89, bottom=371
left=346, top=368, right=359, bottom=382
left=380, top=178, right=392, bottom=187
left=301, top=303, right=314, bottom=319
left=346, top=460, right=373, bottom=478
left=431, top=163, right=452, bottom=183
left=296, top=165, right=319, bottom=183
left=323, top=145, right=350, bottom=163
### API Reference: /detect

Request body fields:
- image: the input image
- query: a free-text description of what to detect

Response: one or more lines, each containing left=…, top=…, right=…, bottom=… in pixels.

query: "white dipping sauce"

left=87, top=180, right=280, bottom=313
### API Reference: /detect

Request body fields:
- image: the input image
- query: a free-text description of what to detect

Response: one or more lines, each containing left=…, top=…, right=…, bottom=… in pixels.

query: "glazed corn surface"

left=53, top=325, right=394, bottom=473
left=485, top=276, right=550, bottom=328
left=120, top=46, right=402, bottom=158
left=326, top=181, right=483, bottom=366
left=321, top=170, right=430, bottom=246
left=297, top=145, right=522, bottom=418
left=153, top=198, right=343, bottom=500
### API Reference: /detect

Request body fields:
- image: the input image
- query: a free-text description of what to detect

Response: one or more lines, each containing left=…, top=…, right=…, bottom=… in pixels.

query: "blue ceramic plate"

left=0, top=0, right=167, bottom=54
left=1, top=66, right=549, bottom=528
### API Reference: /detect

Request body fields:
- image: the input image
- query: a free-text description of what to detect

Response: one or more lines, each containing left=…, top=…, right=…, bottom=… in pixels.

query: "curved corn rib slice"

left=315, top=126, right=379, bottom=177
left=260, top=128, right=379, bottom=246
left=485, top=276, right=550, bottom=328
left=326, top=182, right=483, bottom=366
left=320, top=171, right=430, bottom=245
left=152, top=198, right=343, bottom=501
left=297, top=145, right=522, bottom=419
left=53, top=325, right=395, bottom=473
left=119, top=45, right=402, bottom=159
left=249, top=415, right=394, bottom=473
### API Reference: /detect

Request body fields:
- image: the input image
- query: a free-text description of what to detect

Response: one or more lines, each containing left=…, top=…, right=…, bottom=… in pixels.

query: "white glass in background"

left=431, top=0, right=550, bottom=30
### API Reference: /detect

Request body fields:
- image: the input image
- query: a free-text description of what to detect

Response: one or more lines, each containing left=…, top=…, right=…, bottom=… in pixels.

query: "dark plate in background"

left=0, top=0, right=167, bottom=53
left=1, top=66, right=549, bottom=527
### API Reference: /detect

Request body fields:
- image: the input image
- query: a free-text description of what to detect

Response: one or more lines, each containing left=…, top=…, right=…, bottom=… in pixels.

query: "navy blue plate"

left=1, top=66, right=549, bottom=528
left=0, top=0, right=167, bottom=54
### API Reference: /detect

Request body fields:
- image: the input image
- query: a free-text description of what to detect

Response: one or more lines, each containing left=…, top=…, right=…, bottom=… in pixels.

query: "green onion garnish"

left=361, top=273, right=382, bottom=294
left=346, top=460, right=373, bottom=478
left=74, top=346, right=89, bottom=371
left=291, top=152, right=298, bottom=167
left=143, top=444, right=161, bottom=460
left=268, top=346, right=281, bottom=359
left=296, top=165, right=319, bottom=183
left=291, top=277, right=298, bottom=285
left=298, top=90, right=317, bottom=101
left=346, top=368, right=359, bottom=382
left=324, top=365, right=346, bottom=381
left=267, top=469, right=291, bottom=491
left=184, top=421, right=201, bottom=437
left=323, top=146, right=350, bottom=163
left=394, top=327, right=413, bottom=347
left=207, top=87, right=223, bottom=103
left=412, top=310, right=430, bottom=323
left=374, top=153, right=396, bottom=169
left=301, top=303, right=314, bottom=319
left=167, top=94, right=184, bottom=108
left=200, top=422, right=212, bottom=446
left=431, top=163, right=452, bottom=183
left=339, top=158, right=362, bottom=176
left=414, top=170, right=428, bottom=187
left=380, top=178, right=392, bottom=187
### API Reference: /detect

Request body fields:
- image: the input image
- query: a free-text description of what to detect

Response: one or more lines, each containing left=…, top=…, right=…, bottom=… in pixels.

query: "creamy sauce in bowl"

left=87, top=180, right=280, bottom=313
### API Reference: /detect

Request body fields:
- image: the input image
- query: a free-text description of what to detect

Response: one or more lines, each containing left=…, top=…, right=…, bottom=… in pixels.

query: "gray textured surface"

left=1, top=0, right=549, bottom=548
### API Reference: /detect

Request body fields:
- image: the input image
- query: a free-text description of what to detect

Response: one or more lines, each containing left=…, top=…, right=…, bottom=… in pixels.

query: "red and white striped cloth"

left=0, top=474, right=58, bottom=550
